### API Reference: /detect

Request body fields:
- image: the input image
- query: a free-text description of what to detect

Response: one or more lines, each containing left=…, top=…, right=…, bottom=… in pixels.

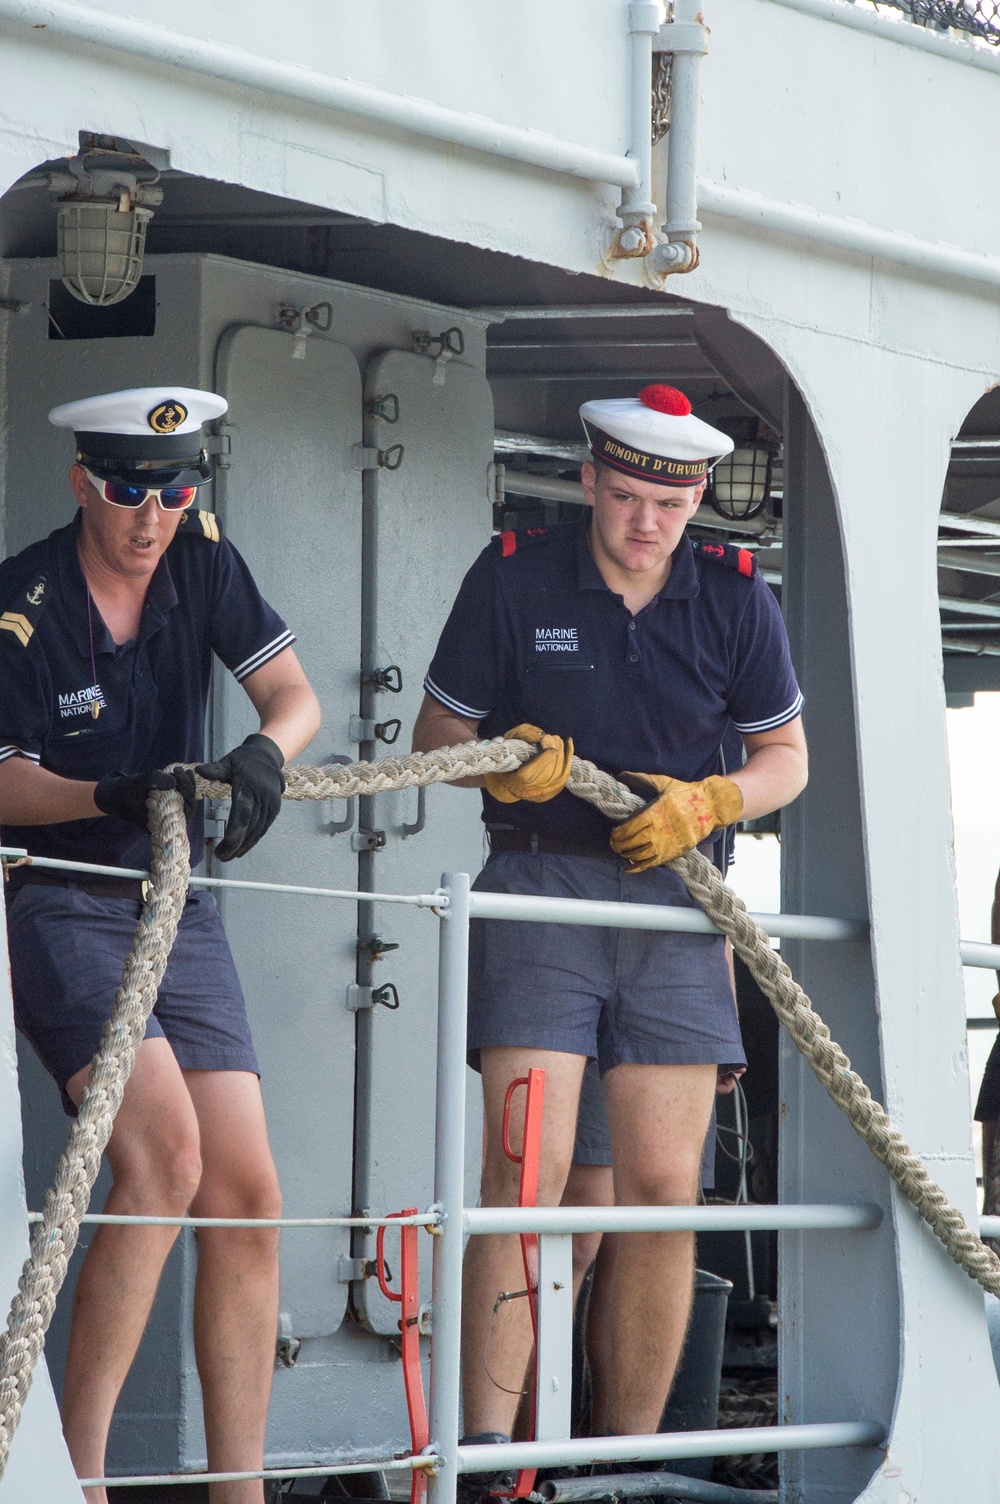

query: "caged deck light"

left=708, top=417, right=777, bottom=523
left=48, top=136, right=163, bottom=307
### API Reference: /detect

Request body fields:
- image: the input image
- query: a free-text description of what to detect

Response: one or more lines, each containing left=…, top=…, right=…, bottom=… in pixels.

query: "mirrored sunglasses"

left=84, top=467, right=197, bottom=512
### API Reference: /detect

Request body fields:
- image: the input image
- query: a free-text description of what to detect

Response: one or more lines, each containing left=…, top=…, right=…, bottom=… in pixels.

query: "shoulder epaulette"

left=691, top=539, right=757, bottom=578
left=179, top=508, right=221, bottom=543
left=0, top=572, right=48, bottom=647
left=493, top=525, right=554, bottom=560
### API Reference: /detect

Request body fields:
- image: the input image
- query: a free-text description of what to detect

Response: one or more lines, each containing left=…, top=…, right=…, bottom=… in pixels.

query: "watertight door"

left=214, top=326, right=363, bottom=1340
left=353, top=346, right=494, bottom=1335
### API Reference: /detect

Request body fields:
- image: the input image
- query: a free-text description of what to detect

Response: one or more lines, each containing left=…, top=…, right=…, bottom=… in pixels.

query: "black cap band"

left=582, top=420, right=708, bottom=486
left=74, top=429, right=203, bottom=463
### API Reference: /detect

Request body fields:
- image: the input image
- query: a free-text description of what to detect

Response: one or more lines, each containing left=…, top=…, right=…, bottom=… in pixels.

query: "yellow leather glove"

left=609, top=772, right=744, bottom=873
left=484, top=723, right=574, bottom=805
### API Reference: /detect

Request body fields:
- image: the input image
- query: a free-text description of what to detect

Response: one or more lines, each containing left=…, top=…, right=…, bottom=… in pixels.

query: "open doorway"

left=939, top=385, right=1000, bottom=1195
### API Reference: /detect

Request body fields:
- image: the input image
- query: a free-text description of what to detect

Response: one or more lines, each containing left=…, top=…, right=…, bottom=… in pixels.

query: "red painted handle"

left=502, top=1076, right=530, bottom=1162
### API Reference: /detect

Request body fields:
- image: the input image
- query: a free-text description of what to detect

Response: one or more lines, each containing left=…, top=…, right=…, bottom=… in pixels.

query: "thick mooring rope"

left=0, top=734, right=997, bottom=1475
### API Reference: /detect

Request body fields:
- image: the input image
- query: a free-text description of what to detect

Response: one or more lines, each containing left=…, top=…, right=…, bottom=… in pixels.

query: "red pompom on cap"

left=638, top=384, right=692, bottom=417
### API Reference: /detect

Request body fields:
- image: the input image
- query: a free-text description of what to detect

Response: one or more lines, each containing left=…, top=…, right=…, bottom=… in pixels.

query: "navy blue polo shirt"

left=0, top=511, right=295, bottom=870
left=424, top=519, right=803, bottom=847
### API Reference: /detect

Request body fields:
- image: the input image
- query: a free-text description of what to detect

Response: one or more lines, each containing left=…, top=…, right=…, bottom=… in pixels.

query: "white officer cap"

left=580, top=385, right=733, bottom=487
left=49, top=387, right=228, bottom=486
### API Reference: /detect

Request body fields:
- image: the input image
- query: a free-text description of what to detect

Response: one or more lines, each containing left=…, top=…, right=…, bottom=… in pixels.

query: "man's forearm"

left=730, top=742, right=808, bottom=823
left=411, top=694, right=484, bottom=787
left=0, top=758, right=100, bottom=825
left=254, top=684, right=322, bottom=764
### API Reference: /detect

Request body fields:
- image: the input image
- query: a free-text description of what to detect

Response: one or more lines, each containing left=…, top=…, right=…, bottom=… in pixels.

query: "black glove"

left=196, top=733, right=286, bottom=862
left=94, top=768, right=197, bottom=832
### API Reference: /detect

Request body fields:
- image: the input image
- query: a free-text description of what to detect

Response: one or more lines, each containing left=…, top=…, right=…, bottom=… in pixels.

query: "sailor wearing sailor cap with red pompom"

left=413, top=383, right=808, bottom=1487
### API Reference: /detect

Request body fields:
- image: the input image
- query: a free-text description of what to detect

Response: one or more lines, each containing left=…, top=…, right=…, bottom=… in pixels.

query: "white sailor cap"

left=580, top=385, right=733, bottom=488
left=49, top=387, right=228, bottom=486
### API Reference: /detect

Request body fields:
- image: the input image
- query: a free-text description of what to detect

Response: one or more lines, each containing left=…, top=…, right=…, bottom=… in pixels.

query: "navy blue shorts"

left=6, top=885, right=259, bottom=1116
left=469, top=852, right=745, bottom=1076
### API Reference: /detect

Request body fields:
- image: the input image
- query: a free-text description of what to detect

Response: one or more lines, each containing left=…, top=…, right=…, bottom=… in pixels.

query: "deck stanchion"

left=428, top=872, right=472, bottom=1504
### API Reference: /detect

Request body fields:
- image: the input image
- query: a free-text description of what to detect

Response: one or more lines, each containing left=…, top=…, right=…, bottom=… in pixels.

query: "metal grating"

left=866, top=0, right=1000, bottom=44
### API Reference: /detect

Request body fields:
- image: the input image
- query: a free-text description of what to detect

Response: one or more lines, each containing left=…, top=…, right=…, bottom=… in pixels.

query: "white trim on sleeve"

left=423, top=674, right=490, bottom=722
left=0, top=744, right=40, bottom=764
left=232, top=630, right=297, bottom=683
left=731, top=690, right=804, bottom=735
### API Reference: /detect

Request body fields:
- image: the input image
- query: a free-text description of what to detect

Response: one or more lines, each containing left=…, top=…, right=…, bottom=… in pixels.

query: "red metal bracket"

left=376, top=1209, right=429, bottom=1504
left=499, top=1068, right=546, bottom=1498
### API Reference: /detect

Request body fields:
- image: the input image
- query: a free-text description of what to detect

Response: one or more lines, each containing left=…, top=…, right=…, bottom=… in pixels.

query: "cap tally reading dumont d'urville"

left=48, top=386, right=229, bottom=488
left=580, top=385, right=734, bottom=486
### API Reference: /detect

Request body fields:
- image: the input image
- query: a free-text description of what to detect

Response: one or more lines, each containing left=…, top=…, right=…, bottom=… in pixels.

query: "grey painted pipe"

left=464, top=1202, right=883, bottom=1236
left=697, top=179, right=1000, bottom=293
left=427, top=874, right=472, bottom=1504
left=456, top=1421, right=884, bottom=1473
left=468, top=889, right=868, bottom=943
left=0, top=0, right=640, bottom=190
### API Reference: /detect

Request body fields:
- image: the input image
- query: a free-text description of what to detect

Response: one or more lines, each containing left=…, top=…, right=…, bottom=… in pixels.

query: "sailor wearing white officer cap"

left=413, top=383, right=808, bottom=1493
left=49, top=384, right=228, bottom=486
left=0, top=384, right=321, bottom=1502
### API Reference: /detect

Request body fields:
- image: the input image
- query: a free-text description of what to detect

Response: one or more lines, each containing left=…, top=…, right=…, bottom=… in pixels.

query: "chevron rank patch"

left=0, top=573, right=48, bottom=647
left=179, top=509, right=221, bottom=542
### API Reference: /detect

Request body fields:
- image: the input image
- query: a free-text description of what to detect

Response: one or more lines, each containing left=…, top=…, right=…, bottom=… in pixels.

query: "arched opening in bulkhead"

left=0, top=143, right=896, bottom=1498
left=938, top=388, right=1000, bottom=1231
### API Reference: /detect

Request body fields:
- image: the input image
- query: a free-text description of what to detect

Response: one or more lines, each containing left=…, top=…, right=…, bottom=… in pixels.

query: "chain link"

left=871, top=0, right=1000, bottom=44
left=652, top=51, right=673, bottom=145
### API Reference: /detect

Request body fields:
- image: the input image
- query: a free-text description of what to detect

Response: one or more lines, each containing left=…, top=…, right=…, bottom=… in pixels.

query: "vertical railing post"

left=428, top=872, right=471, bottom=1504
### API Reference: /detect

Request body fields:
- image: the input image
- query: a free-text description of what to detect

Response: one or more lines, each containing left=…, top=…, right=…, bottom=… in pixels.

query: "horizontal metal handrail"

left=468, top=888, right=867, bottom=942
left=981, top=1216, right=1000, bottom=1238
left=8, top=844, right=999, bottom=975
left=26, top=1209, right=440, bottom=1229
left=0, top=847, right=447, bottom=910
left=464, top=1202, right=882, bottom=1235
left=84, top=1456, right=428, bottom=1489
left=960, top=941, right=1000, bottom=970
left=456, top=1421, right=885, bottom=1473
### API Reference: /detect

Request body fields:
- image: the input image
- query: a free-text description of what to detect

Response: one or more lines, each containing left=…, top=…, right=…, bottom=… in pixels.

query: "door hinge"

left=352, top=443, right=405, bottom=472
left=350, top=714, right=402, bottom=745
left=350, top=830, right=386, bottom=853
left=337, top=1254, right=376, bottom=1284
left=204, top=431, right=232, bottom=469
left=346, top=982, right=400, bottom=1011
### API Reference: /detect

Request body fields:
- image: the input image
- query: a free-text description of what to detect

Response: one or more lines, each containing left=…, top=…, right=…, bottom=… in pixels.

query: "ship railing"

left=2, top=847, right=997, bottom=1494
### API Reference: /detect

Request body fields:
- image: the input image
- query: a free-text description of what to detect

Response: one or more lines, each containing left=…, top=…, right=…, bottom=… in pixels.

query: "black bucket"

left=658, top=1268, right=733, bottom=1479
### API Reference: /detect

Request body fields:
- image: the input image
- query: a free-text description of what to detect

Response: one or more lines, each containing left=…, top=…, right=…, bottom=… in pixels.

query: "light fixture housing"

left=57, top=201, right=154, bottom=307
left=46, top=135, right=163, bottom=307
left=708, top=415, right=777, bottom=522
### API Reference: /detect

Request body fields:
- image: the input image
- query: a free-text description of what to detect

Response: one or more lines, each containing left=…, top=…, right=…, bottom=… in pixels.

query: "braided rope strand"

left=0, top=790, right=190, bottom=1475
left=0, top=736, right=996, bottom=1475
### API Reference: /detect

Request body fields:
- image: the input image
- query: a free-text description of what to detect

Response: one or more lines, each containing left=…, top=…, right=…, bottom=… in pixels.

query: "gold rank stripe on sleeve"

left=0, top=611, right=33, bottom=647
left=197, top=510, right=220, bottom=542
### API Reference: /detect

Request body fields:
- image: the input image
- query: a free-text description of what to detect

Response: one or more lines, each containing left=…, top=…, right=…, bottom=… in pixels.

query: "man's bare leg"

left=559, top=1161, right=616, bottom=1431
left=462, top=1048, right=586, bottom=1437
left=61, top=1038, right=203, bottom=1503
left=560, top=1162, right=614, bottom=1304
left=593, top=1063, right=717, bottom=1436
left=184, top=1070, right=282, bottom=1504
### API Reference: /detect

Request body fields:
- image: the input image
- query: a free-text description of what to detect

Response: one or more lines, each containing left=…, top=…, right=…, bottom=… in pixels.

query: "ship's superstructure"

left=2, top=1, right=1000, bottom=1498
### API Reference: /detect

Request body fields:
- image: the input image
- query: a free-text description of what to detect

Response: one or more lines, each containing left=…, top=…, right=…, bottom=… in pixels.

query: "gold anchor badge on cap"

left=147, top=400, right=188, bottom=434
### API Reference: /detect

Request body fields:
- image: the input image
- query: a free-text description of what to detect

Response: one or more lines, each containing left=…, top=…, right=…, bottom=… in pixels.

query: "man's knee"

left=112, top=1121, right=204, bottom=1211
left=481, top=1135, right=573, bottom=1207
